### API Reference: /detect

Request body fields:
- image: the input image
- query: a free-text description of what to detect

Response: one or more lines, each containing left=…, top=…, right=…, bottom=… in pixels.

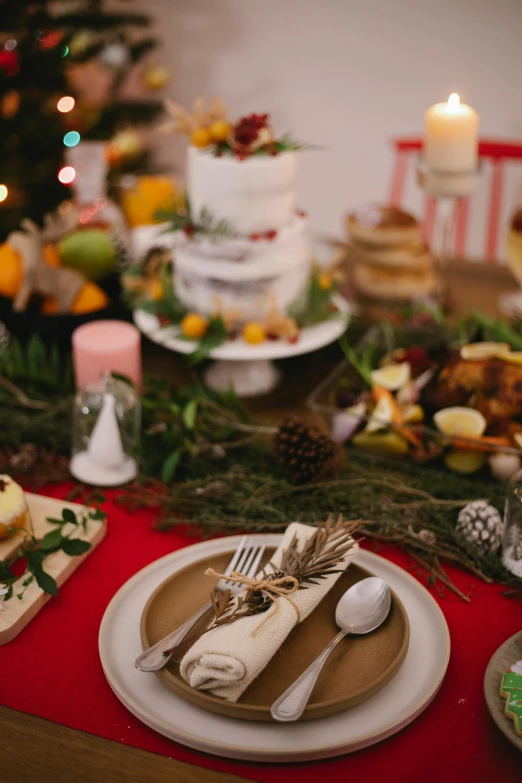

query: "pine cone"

left=275, top=416, right=341, bottom=484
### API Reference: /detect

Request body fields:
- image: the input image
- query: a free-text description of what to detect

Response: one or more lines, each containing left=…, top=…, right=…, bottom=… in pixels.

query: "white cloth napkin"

left=179, top=522, right=358, bottom=702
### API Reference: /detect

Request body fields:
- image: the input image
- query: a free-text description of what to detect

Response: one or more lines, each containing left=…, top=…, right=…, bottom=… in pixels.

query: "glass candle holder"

left=502, top=468, right=522, bottom=577
left=70, top=373, right=140, bottom=486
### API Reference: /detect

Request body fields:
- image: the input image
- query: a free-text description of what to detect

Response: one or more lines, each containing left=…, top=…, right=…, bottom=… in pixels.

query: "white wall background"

left=146, top=0, right=522, bottom=259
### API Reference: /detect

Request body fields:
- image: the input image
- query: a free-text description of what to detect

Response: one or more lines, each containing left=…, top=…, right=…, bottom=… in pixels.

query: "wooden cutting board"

left=0, top=492, right=106, bottom=644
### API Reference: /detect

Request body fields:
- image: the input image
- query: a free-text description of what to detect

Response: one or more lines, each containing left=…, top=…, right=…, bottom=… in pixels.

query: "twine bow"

left=205, top=568, right=301, bottom=632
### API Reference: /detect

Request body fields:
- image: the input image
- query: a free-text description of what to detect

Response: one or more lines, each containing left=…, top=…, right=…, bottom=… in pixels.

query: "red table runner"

left=0, top=485, right=520, bottom=783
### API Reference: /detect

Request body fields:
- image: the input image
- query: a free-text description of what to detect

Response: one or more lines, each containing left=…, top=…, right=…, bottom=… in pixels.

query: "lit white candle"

left=424, top=93, right=478, bottom=172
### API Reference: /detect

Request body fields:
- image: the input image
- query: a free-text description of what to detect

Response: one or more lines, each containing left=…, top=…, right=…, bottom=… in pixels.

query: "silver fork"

left=134, top=536, right=266, bottom=672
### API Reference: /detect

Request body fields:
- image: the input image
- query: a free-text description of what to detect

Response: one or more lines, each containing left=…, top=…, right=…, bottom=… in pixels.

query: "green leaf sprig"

left=0, top=505, right=105, bottom=602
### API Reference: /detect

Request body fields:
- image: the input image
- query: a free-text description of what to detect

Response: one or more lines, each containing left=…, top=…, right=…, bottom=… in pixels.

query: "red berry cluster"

left=249, top=229, right=278, bottom=242
left=233, top=113, right=269, bottom=147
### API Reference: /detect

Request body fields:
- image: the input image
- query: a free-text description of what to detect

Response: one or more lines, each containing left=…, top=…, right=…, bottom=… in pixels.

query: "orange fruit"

left=181, top=312, right=208, bottom=339
left=242, top=322, right=265, bottom=345
left=42, top=282, right=109, bottom=315
left=0, top=243, right=22, bottom=298
left=191, top=128, right=212, bottom=148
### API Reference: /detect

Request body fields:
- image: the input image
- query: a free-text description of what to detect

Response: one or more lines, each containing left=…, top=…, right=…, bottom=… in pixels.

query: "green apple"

left=58, top=229, right=117, bottom=281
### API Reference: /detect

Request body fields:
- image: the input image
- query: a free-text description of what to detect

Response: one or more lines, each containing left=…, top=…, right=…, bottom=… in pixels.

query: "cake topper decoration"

left=160, top=96, right=309, bottom=158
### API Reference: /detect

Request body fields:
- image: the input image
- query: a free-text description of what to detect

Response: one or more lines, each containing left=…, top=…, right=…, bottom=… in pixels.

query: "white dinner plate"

left=133, top=295, right=350, bottom=361
left=99, top=535, right=450, bottom=763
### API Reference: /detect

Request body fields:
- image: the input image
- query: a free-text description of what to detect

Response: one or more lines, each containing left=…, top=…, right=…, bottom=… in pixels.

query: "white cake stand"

left=134, top=294, right=351, bottom=397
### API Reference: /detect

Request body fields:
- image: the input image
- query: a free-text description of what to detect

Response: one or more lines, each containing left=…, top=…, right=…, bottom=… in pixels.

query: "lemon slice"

left=371, top=362, right=410, bottom=391
left=402, top=403, right=424, bottom=423
left=365, top=395, right=394, bottom=433
left=497, top=351, right=522, bottom=366
left=433, top=406, right=486, bottom=438
left=460, top=342, right=510, bottom=361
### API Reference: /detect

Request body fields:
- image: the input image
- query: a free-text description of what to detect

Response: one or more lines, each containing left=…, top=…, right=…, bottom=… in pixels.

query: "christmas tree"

left=0, top=0, right=166, bottom=240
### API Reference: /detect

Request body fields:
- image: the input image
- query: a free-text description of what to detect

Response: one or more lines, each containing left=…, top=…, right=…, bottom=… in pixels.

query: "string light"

left=57, top=96, right=75, bottom=113
left=58, top=166, right=75, bottom=185
left=63, top=131, right=81, bottom=147
left=4, top=40, right=17, bottom=51
left=0, top=185, right=8, bottom=202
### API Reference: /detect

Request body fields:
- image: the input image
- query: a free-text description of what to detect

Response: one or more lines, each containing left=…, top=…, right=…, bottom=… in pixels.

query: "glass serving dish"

left=307, top=315, right=522, bottom=480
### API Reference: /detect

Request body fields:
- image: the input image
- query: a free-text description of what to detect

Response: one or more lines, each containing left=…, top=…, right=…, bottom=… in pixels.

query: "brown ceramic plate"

left=140, top=547, right=410, bottom=721
left=484, top=631, right=522, bottom=751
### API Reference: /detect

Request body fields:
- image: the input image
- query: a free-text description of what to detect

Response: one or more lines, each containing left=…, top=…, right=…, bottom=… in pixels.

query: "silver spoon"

left=271, top=577, right=391, bottom=722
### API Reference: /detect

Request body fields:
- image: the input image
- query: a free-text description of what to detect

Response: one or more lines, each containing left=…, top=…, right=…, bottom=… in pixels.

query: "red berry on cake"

left=265, top=230, right=278, bottom=241
left=232, top=113, right=274, bottom=154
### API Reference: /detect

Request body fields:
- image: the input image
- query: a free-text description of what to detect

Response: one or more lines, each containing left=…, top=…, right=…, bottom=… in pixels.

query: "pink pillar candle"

left=72, top=320, right=142, bottom=389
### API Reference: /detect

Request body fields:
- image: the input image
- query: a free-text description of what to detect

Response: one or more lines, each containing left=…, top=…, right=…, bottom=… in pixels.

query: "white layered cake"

left=187, top=145, right=298, bottom=234
left=173, top=112, right=311, bottom=323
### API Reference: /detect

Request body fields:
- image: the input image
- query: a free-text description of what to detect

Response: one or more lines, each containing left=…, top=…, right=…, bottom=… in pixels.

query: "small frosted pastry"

left=353, top=262, right=438, bottom=301
left=347, top=204, right=422, bottom=247
left=0, top=475, right=28, bottom=539
left=353, top=242, right=434, bottom=270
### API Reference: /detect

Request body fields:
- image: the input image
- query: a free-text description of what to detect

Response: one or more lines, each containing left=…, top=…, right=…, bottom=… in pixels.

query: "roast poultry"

left=423, top=350, right=522, bottom=434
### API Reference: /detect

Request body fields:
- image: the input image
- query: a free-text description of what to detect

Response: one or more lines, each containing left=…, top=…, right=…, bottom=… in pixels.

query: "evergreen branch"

left=196, top=207, right=238, bottom=241
left=470, top=312, right=522, bottom=350
left=289, top=270, right=342, bottom=327
left=339, top=334, right=375, bottom=386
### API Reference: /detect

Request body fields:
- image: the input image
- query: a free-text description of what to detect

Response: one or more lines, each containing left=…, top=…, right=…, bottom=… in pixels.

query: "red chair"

left=389, top=138, right=522, bottom=262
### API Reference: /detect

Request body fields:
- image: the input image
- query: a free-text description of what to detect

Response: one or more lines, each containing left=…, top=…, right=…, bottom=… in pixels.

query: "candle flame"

left=447, top=93, right=460, bottom=111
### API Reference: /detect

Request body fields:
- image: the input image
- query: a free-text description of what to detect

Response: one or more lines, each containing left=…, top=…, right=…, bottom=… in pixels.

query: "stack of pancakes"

left=346, top=204, right=439, bottom=301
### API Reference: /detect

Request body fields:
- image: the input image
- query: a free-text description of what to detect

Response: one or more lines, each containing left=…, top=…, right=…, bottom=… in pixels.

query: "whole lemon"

left=181, top=312, right=208, bottom=339
left=209, top=120, right=231, bottom=143
left=242, top=322, right=265, bottom=345
left=191, top=128, right=212, bottom=148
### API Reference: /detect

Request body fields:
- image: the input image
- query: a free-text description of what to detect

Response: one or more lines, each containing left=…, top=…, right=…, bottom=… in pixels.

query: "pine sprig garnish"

left=209, top=135, right=316, bottom=157
left=279, top=514, right=358, bottom=587
left=156, top=196, right=237, bottom=242
left=196, top=207, right=238, bottom=242
left=271, top=133, right=318, bottom=153
left=205, top=515, right=358, bottom=631
left=289, top=270, right=342, bottom=327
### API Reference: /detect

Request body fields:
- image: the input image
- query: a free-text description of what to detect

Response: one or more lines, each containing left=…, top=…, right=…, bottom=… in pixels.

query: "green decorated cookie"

left=500, top=659, right=522, bottom=737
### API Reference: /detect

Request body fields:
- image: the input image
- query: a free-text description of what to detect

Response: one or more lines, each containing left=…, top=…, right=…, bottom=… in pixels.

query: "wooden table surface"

left=0, top=259, right=518, bottom=783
